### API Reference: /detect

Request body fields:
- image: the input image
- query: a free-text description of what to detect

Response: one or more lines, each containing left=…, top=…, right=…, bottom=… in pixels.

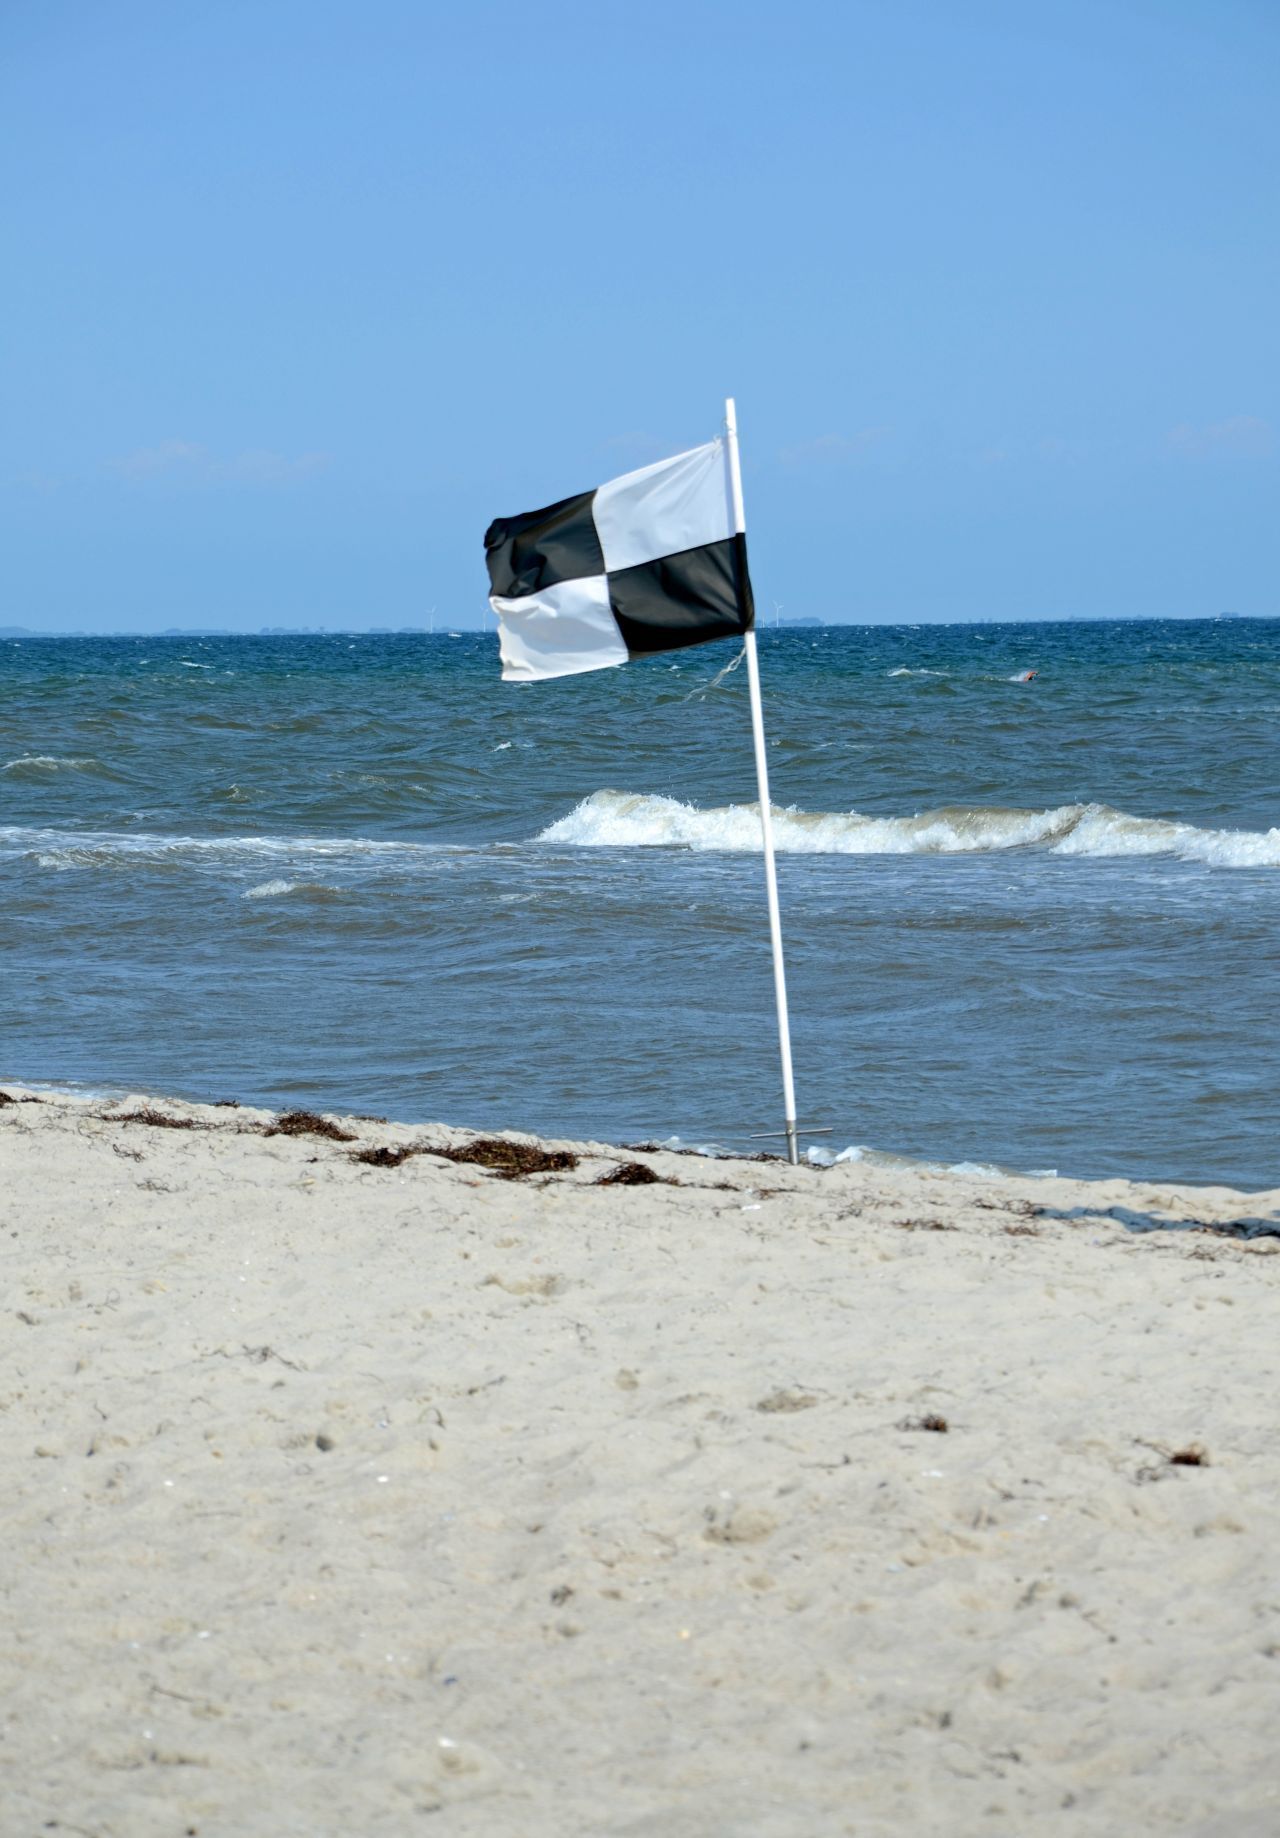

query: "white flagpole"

left=725, top=396, right=800, bottom=1165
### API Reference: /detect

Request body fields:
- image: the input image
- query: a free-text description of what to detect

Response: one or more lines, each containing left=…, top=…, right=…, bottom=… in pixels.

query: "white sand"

left=2, top=1088, right=1278, bottom=1837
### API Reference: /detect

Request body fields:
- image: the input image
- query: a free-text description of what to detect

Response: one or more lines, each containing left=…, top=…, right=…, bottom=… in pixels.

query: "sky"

left=2, top=0, right=1277, bottom=631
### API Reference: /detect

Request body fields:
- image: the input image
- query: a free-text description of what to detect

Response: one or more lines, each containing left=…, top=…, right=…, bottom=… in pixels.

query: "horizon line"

left=3, top=612, right=1274, bottom=639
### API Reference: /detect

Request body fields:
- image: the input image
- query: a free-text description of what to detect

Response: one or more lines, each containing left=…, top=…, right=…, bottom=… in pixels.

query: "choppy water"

left=3, top=619, right=1277, bottom=1186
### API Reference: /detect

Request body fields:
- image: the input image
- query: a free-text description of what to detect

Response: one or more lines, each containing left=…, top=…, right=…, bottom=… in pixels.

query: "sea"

left=3, top=618, right=1277, bottom=1189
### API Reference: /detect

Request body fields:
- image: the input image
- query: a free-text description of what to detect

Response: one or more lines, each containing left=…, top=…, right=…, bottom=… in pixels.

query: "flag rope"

left=683, top=642, right=746, bottom=701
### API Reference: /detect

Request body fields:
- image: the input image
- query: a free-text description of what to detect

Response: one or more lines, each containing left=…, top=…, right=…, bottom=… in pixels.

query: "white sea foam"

left=243, top=878, right=300, bottom=899
left=536, top=790, right=1280, bottom=867
left=242, top=878, right=342, bottom=900
left=648, top=1137, right=1046, bottom=1178
left=887, top=667, right=949, bottom=677
left=2, top=755, right=102, bottom=773
left=0, top=824, right=453, bottom=870
left=805, top=1144, right=866, bottom=1166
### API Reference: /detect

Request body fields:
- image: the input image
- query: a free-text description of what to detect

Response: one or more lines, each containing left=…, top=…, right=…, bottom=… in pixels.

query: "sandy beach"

left=2, top=1087, right=1278, bottom=1837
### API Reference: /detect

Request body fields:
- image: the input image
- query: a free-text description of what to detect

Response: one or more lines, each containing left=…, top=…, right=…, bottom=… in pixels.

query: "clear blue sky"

left=3, top=0, right=1276, bottom=631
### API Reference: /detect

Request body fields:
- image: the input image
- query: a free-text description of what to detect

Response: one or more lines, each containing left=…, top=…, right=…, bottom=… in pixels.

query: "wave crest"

left=2, top=755, right=106, bottom=775
left=0, top=825, right=454, bottom=873
left=536, top=791, right=1280, bottom=867
left=242, top=878, right=345, bottom=901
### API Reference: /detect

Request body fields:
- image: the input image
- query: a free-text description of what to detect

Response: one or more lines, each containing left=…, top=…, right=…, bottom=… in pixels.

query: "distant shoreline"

left=4, top=613, right=1277, bottom=639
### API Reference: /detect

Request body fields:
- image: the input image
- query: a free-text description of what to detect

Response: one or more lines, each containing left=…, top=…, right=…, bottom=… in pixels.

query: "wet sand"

left=2, top=1088, right=1278, bottom=1836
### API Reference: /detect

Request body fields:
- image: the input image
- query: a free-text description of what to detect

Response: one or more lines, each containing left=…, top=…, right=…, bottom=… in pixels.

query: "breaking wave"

left=2, top=754, right=107, bottom=775
left=241, top=878, right=346, bottom=901
left=536, top=791, right=1280, bottom=868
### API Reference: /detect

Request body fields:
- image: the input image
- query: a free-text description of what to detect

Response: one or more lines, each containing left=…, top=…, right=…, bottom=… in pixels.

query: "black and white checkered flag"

left=483, top=401, right=804, bottom=1162
left=483, top=438, right=754, bottom=682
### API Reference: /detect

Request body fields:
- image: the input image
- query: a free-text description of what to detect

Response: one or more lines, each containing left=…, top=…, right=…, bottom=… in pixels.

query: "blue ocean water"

left=2, top=619, right=1277, bottom=1187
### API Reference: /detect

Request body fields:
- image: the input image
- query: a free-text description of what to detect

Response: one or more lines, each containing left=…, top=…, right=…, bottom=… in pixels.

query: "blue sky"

left=3, top=0, right=1276, bottom=630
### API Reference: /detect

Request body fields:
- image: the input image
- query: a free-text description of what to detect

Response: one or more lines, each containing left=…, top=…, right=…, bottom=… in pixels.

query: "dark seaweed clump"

left=265, top=1110, right=356, bottom=1143
left=109, top=1107, right=200, bottom=1130
left=597, top=1161, right=663, bottom=1186
left=438, top=1137, right=577, bottom=1179
left=351, top=1145, right=419, bottom=1168
left=349, top=1137, right=577, bottom=1177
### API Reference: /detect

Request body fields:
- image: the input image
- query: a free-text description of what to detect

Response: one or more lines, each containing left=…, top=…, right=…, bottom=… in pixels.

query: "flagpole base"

left=785, top=1122, right=799, bottom=1166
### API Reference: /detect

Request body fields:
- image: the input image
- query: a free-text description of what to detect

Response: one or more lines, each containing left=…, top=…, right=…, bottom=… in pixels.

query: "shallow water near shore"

left=3, top=617, right=1278, bottom=1186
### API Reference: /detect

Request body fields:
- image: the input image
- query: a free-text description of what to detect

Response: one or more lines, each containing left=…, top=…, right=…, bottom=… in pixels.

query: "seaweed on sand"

left=351, top=1145, right=420, bottom=1168
left=349, top=1136, right=577, bottom=1179
left=264, top=1110, right=356, bottom=1143
left=436, top=1137, right=578, bottom=1179
left=107, top=1107, right=201, bottom=1130
left=596, top=1161, right=664, bottom=1186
